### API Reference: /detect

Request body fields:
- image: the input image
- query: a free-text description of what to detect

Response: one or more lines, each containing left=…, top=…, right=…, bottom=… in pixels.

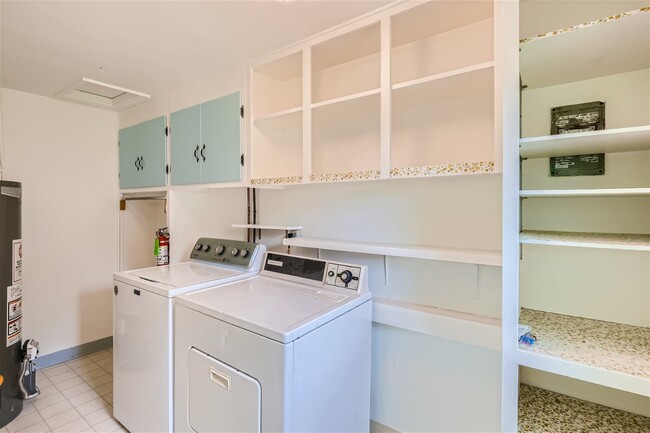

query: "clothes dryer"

left=113, top=238, right=265, bottom=433
left=174, top=252, right=372, bottom=433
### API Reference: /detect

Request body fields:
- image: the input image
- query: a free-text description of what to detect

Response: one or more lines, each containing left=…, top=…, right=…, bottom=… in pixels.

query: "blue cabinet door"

left=200, top=92, right=242, bottom=183
left=119, top=124, right=142, bottom=189
left=138, top=117, right=167, bottom=188
left=170, top=105, right=201, bottom=185
left=119, top=117, right=167, bottom=189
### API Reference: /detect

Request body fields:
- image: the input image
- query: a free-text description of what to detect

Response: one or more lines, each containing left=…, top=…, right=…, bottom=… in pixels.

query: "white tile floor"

left=2, top=349, right=126, bottom=433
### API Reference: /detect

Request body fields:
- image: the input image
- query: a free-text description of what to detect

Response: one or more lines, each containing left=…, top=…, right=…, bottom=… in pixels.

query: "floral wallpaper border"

left=389, top=161, right=495, bottom=178
left=520, top=7, right=650, bottom=44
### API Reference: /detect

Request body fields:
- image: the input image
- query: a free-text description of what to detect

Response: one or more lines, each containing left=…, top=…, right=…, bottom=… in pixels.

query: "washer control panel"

left=190, top=238, right=260, bottom=267
left=324, top=263, right=361, bottom=290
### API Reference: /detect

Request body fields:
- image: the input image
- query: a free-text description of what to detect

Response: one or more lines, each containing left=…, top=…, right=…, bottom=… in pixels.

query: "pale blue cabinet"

left=170, top=92, right=242, bottom=185
left=119, top=117, right=167, bottom=189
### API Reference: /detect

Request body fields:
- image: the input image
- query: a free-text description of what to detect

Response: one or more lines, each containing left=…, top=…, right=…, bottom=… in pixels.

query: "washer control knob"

left=214, top=245, right=225, bottom=255
left=328, top=270, right=335, bottom=277
left=201, top=244, right=210, bottom=252
left=339, top=270, right=353, bottom=284
left=240, top=249, right=249, bottom=258
left=231, top=247, right=239, bottom=256
left=195, top=244, right=203, bottom=251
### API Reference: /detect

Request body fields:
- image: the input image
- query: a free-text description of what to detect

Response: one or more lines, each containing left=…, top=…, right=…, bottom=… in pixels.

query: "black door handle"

left=134, top=158, right=139, bottom=171
left=139, top=156, right=144, bottom=169
left=201, top=144, right=206, bottom=162
left=194, top=145, right=200, bottom=163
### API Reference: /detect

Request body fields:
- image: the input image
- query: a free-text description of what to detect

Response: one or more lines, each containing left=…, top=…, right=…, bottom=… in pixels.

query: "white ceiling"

left=1, top=0, right=391, bottom=103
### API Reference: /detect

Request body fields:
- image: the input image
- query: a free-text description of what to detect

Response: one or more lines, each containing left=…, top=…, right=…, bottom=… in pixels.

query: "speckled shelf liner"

left=250, top=176, right=303, bottom=185
left=520, top=7, right=650, bottom=44
left=309, top=170, right=381, bottom=183
left=520, top=230, right=650, bottom=248
left=389, top=161, right=495, bottom=178
left=519, top=384, right=650, bottom=433
left=519, top=308, right=650, bottom=378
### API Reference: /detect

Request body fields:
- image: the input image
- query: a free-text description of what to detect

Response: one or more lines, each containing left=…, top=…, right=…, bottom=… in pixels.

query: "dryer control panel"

left=324, top=263, right=361, bottom=290
left=262, top=252, right=367, bottom=294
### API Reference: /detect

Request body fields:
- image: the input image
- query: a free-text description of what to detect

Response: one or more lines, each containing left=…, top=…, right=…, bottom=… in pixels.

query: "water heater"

left=0, top=181, right=24, bottom=426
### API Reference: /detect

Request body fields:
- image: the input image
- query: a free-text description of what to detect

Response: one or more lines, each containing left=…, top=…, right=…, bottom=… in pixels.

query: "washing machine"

left=113, top=237, right=266, bottom=433
left=174, top=251, right=372, bottom=433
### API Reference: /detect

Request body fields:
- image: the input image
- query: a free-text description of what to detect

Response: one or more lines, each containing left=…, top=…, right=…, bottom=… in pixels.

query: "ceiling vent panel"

left=57, top=77, right=151, bottom=111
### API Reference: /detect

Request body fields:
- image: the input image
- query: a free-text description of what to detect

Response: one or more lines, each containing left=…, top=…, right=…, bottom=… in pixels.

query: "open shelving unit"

left=247, top=0, right=504, bottom=186
left=311, top=92, right=381, bottom=181
left=390, top=0, right=497, bottom=178
left=311, top=23, right=380, bottom=105
left=250, top=51, right=304, bottom=185
left=503, top=5, right=650, bottom=432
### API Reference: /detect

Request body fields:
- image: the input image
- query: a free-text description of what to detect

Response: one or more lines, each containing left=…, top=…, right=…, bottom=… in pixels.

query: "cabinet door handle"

left=194, top=145, right=200, bottom=163
left=200, top=144, right=206, bottom=162
left=139, top=156, right=144, bottom=169
left=134, top=158, right=139, bottom=171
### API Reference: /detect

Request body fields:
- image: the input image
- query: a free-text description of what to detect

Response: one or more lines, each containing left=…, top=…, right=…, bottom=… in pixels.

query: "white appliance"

left=113, top=238, right=266, bottom=433
left=174, top=252, right=372, bottom=433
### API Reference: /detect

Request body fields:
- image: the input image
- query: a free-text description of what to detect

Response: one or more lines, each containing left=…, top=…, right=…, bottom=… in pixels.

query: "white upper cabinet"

left=247, top=0, right=503, bottom=186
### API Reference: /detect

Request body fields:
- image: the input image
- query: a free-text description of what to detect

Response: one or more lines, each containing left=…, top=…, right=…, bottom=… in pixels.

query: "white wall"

left=1, top=88, right=118, bottom=356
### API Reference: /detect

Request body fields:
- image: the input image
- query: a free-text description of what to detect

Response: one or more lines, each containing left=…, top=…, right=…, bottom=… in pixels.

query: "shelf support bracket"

left=384, top=255, right=389, bottom=286
left=475, top=264, right=480, bottom=300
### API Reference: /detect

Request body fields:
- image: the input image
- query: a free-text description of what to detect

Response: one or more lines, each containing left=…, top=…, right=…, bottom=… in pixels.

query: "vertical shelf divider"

left=380, top=16, right=391, bottom=179
left=499, top=0, right=521, bottom=431
left=302, top=47, right=311, bottom=182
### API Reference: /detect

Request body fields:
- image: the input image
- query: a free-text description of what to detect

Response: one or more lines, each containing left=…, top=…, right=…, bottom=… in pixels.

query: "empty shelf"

left=283, top=237, right=502, bottom=266
left=253, top=106, right=302, bottom=124
left=520, top=9, right=650, bottom=89
left=519, top=126, right=650, bottom=159
left=373, top=298, right=500, bottom=351
left=518, top=309, right=650, bottom=396
left=520, top=188, right=650, bottom=198
left=518, top=384, right=650, bottom=433
left=311, top=88, right=380, bottom=109
left=232, top=224, right=302, bottom=231
left=520, top=230, right=650, bottom=251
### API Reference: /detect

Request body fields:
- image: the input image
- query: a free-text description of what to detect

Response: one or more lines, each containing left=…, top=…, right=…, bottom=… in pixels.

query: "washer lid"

left=114, top=262, right=244, bottom=297
left=176, top=276, right=371, bottom=343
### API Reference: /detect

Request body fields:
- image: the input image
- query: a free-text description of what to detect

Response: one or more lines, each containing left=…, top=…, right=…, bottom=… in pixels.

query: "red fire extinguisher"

left=155, top=227, right=170, bottom=266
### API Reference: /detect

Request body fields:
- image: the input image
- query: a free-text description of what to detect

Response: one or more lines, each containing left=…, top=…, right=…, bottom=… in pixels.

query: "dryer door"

left=188, top=347, right=261, bottom=433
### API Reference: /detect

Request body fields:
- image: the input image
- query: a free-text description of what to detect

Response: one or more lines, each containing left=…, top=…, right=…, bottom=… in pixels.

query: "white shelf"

left=392, top=64, right=493, bottom=107
left=373, top=299, right=501, bottom=351
left=283, top=237, right=501, bottom=266
left=232, top=224, right=302, bottom=231
left=520, top=9, right=650, bottom=89
left=311, top=88, right=380, bottom=109
left=392, top=61, right=494, bottom=91
left=519, top=384, right=650, bottom=433
left=520, top=188, right=650, bottom=198
left=517, top=309, right=649, bottom=396
left=253, top=106, right=302, bottom=124
left=519, top=125, right=650, bottom=159
left=520, top=230, right=650, bottom=251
